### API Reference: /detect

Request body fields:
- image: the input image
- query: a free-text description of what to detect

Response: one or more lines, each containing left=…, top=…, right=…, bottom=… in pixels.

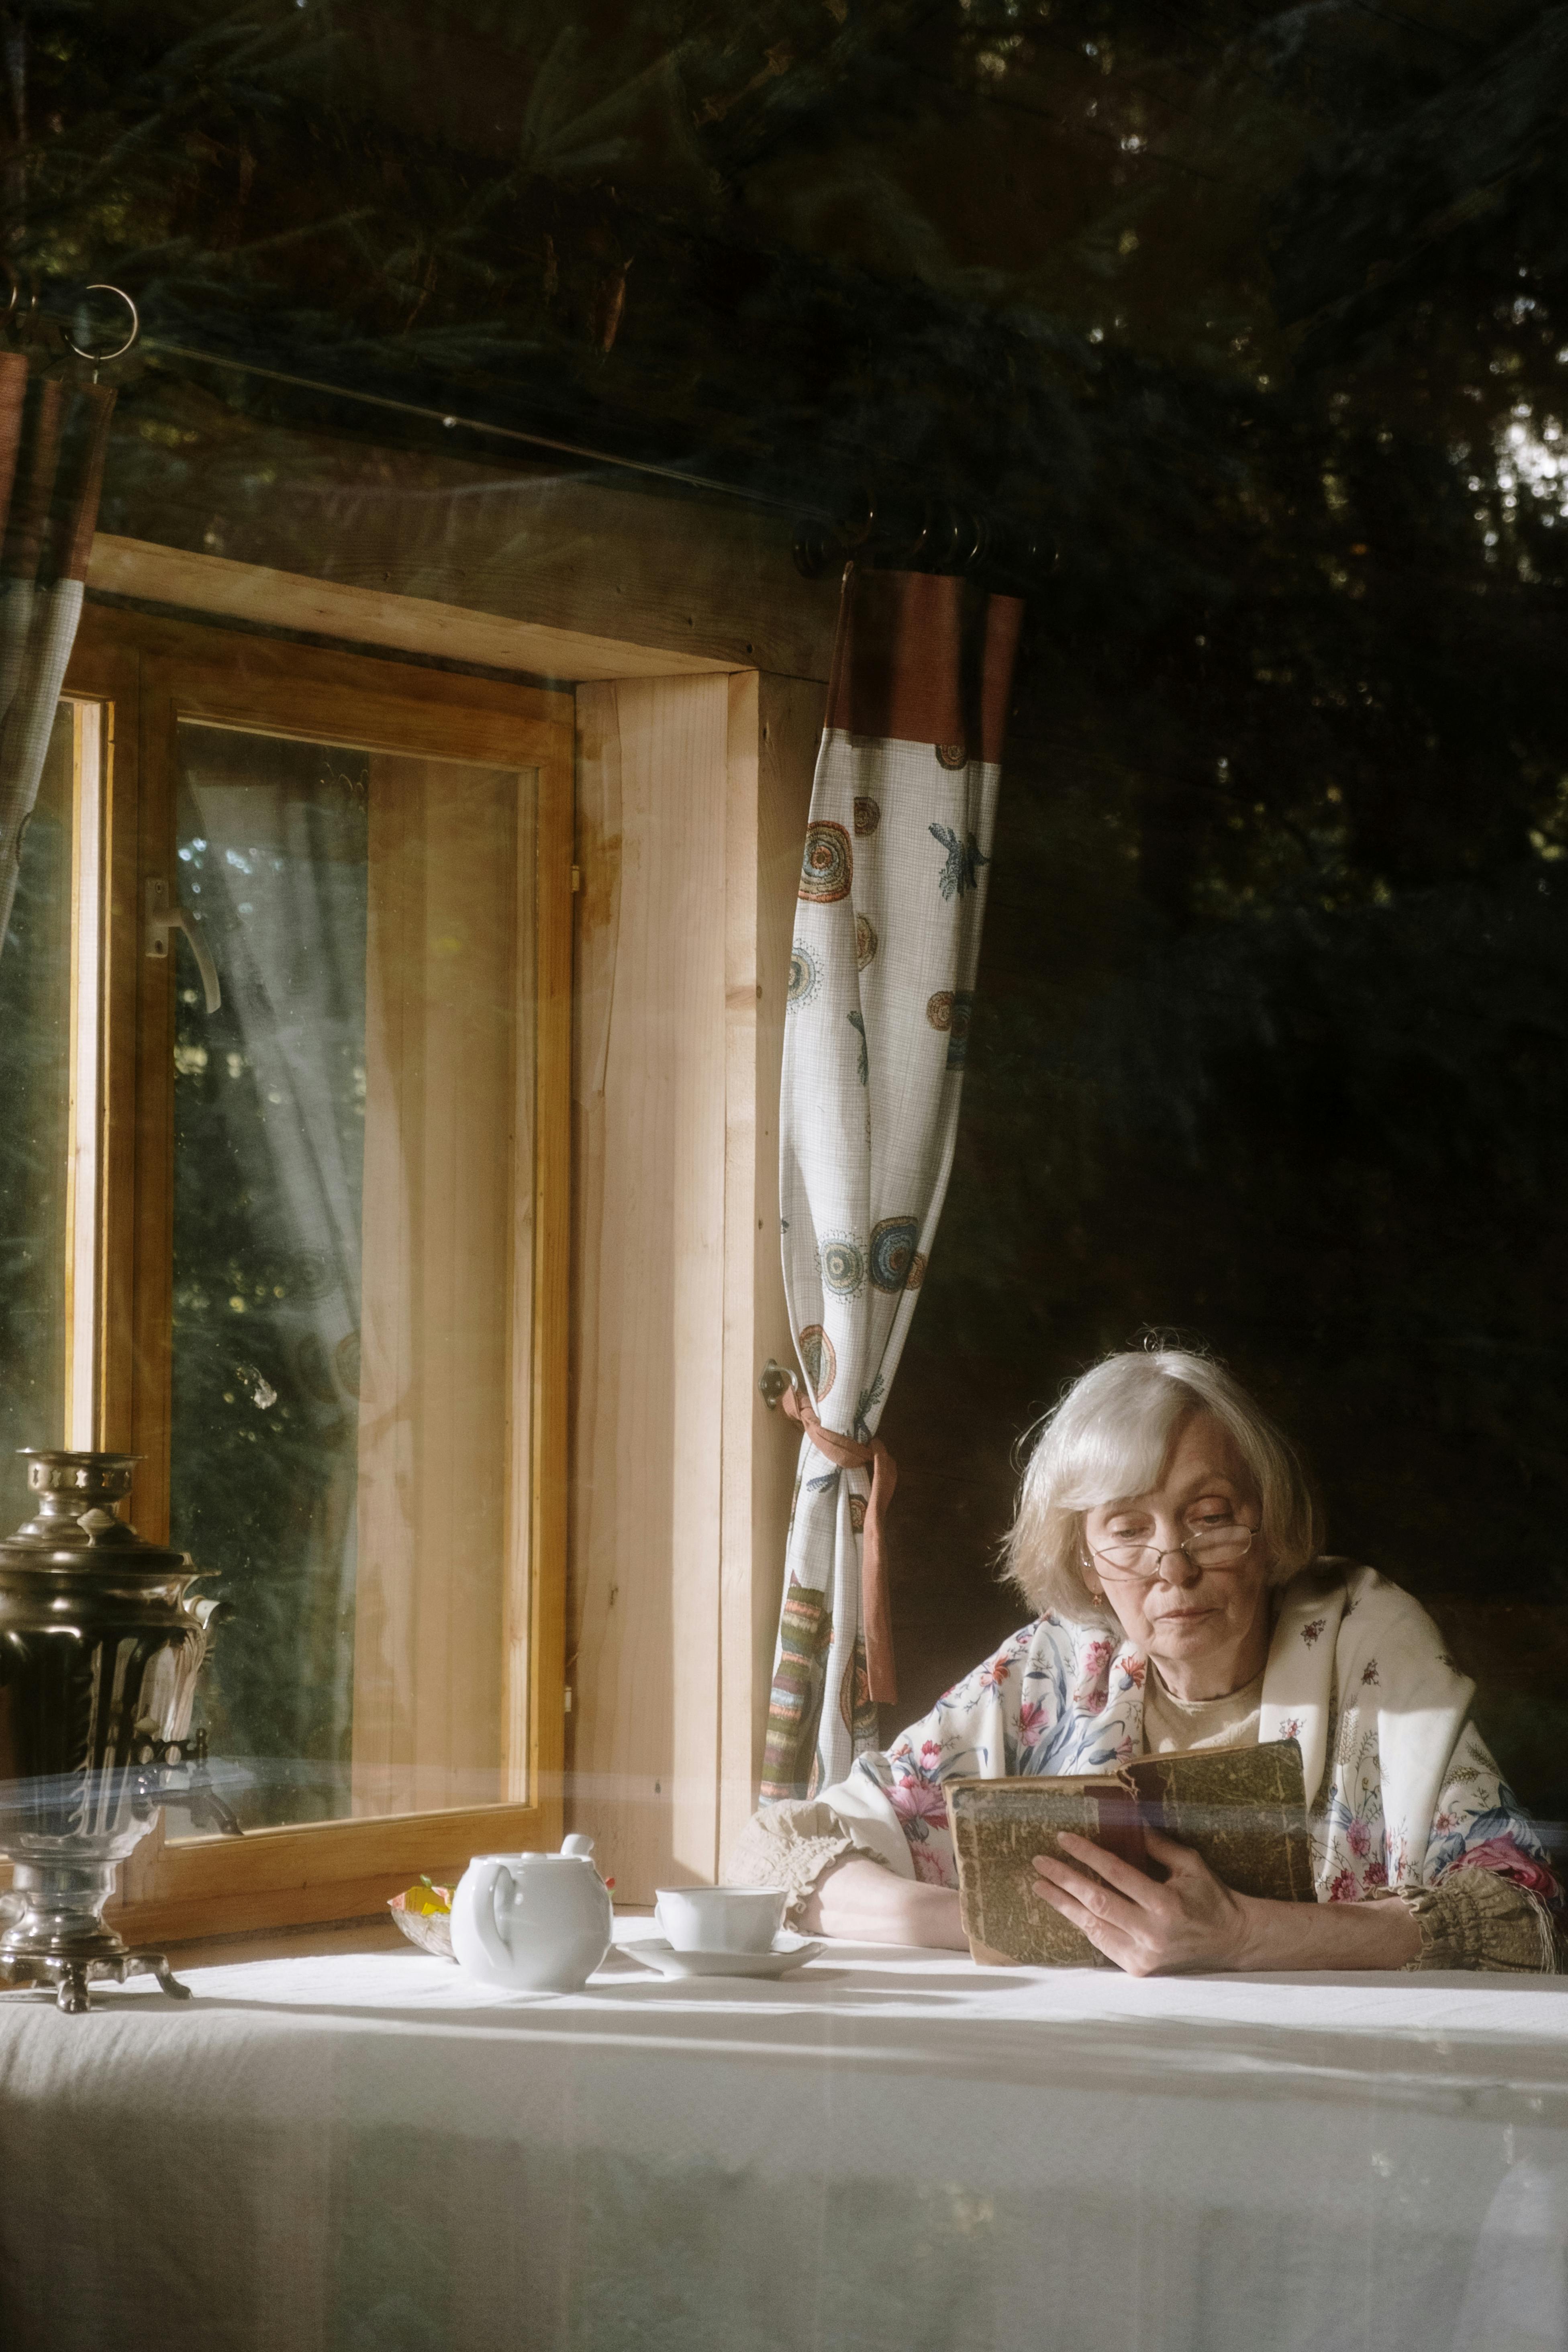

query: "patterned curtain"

left=0, top=356, right=116, bottom=954
left=761, top=564, right=1023, bottom=1802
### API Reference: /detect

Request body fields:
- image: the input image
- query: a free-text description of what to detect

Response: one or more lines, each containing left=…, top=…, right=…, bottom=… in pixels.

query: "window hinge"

left=570, top=862, right=581, bottom=894
left=146, top=878, right=222, bottom=1014
left=564, top=1685, right=574, bottom=1714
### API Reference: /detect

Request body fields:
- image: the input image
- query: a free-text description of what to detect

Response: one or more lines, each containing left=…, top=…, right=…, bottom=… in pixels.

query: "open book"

left=947, top=1739, right=1313, bottom=1968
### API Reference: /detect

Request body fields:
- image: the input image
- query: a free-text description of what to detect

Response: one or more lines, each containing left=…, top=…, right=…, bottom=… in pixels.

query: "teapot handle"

left=466, top=1858, right=514, bottom=1976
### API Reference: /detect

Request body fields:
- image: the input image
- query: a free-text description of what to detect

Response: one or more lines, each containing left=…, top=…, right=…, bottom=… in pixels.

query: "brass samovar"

left=0, top=1449, right=238, bottom=2012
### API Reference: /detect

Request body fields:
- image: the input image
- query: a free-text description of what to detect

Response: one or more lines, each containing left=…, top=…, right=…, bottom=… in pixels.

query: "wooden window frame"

left=58, top=603, right=575, bottom=1942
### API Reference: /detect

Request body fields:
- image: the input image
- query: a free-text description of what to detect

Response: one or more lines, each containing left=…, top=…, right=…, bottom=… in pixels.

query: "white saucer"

left=624, top=1932, right=824, bottom=1980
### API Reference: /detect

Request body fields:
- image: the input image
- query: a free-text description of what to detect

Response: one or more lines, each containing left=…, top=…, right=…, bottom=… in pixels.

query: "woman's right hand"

left=800, top=1855, right=969, bottom=1949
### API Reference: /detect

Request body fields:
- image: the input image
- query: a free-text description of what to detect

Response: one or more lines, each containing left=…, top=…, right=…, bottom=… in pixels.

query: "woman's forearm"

left=805, top=1854, right=1424, bottom=1968
left=1233, top=1891, right=1422, bottom=1972
left=801, top=1855, right=969, bottom=1949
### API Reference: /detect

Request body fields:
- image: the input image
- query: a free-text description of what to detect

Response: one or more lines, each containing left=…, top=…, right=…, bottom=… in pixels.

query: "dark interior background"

left=14, top=0, right=1568, bottom=1830
left=884, top=617, right=1568, bottom=1833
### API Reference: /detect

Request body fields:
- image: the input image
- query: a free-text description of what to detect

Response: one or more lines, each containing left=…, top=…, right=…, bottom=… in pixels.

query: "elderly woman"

left=737, top=1348, right=1561, bottom=1973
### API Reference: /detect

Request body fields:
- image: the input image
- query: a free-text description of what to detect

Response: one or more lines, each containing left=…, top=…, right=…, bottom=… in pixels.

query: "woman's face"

left=1080, top=1410, right=1272, bottom=1683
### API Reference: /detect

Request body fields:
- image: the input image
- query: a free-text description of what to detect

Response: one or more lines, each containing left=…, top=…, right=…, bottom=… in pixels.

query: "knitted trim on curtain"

left=0, top=355, right=116, bottom=953
left=761, top=565, right=1023, bottom=1803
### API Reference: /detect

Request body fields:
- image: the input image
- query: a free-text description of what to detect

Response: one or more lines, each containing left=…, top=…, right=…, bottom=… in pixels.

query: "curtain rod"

left=37, top=287, right=1043, bottom=579
left=141, top=335, right=833, bottom=522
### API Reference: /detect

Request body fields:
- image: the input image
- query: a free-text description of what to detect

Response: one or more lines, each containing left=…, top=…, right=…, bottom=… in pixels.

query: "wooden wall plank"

left=570, top=674, right=731, bottom=1901
left=719, top=672, right=763, bottom=1878
left=719, top=674, right=826, bottom=1870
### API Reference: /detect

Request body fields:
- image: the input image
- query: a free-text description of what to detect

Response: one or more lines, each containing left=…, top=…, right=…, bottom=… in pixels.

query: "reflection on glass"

left=170, top=725, right=535, bottom=1833
left=0, top=706, right=76, bottom=1532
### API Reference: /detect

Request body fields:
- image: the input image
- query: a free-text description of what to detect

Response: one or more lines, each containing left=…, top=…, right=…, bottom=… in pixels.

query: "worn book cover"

left=947, top=1738, right=1313, bottom=1968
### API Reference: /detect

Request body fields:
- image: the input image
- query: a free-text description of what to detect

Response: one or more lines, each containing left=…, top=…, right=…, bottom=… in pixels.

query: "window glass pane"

left=169, top=723, right=535, bottom=1833
left=0, top=705, right=76, bottom=1531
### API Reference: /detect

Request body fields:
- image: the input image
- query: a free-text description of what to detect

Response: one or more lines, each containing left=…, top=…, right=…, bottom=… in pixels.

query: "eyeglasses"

left=1086, top=1521, right=1259, bottom=1582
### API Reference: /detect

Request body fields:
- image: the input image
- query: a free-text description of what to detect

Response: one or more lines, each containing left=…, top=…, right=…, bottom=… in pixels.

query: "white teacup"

left=653, top=1885, right=786, bottom=1954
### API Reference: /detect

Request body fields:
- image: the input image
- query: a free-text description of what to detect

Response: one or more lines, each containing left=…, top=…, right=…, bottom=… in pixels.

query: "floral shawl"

left=819, top=1561, right=1560, bottom=1909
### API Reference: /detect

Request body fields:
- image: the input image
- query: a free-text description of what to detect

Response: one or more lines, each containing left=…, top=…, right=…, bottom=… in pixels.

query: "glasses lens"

left=1187, top=1524, right=1253, bottom=1562
left=1098, top=1543, right=1158, bottom=1575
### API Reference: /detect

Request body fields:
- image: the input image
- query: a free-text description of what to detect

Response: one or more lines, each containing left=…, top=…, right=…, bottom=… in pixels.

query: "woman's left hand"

left=1031, top=1828, right=1253, bottom=1975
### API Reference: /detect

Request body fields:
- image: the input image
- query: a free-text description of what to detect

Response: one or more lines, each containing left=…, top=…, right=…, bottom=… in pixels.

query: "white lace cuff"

left=727, top=1798, right=894, bottom=1919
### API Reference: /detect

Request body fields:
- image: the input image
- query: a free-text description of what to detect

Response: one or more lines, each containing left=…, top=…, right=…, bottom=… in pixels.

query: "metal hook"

left=758, top=1358, right=801, bottom=1411
left=67, top=284, right=140, bottom=381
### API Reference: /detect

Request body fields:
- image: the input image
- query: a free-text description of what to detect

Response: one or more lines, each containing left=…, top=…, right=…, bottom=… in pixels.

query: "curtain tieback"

left=781, top=1387, right=898, bottom=1707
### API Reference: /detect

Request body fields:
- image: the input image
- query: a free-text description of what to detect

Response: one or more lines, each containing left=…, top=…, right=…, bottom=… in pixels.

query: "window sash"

left=53, top=604, right=573, bottom=1942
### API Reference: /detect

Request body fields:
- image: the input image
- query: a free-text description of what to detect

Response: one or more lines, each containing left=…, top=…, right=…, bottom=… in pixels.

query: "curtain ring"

left=67, top=284, right=140, bottom=372
left=835, top=488, right=878, bottom=553
left=927, top=501, right=970, bottom=571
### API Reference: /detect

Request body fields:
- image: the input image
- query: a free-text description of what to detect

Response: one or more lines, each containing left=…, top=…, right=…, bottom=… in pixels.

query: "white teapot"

left=450, top=1836, right=613, bottom=1992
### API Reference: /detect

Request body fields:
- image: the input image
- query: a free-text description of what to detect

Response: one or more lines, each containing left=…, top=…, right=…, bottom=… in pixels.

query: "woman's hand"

left=801, top=1855, right=969, bottom=1949
left=1032, top=1828, right=1252, bottom=1975
left=1031, top=1829, right=1425, bottom=1974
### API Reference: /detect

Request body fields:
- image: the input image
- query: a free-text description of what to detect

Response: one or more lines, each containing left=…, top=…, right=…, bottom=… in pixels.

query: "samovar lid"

left=3, top=1450, right=195, bottom=1572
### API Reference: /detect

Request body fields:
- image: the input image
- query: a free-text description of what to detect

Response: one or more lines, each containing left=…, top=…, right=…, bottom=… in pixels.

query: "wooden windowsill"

left=160, top=1905, right=657, bottom=1973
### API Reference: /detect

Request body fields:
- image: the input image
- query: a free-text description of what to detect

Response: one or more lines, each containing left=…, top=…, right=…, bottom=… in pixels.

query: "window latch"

left=146, top=878, right=221, bottom=1015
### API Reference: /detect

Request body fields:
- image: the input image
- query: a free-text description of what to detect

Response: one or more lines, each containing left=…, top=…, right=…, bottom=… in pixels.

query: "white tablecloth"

left=2, top=1927, right=1566, bottom=2352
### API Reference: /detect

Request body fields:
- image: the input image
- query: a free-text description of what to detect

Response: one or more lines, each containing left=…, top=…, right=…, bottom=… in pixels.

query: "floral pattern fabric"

left=835, top=1562, right=1562, bottom=1919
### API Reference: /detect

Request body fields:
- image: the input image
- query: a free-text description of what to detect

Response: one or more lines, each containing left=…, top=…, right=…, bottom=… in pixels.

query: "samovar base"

left=0, top=1855, right=193, bottom=2012
left=0, top=1946, right=192, bottom=2013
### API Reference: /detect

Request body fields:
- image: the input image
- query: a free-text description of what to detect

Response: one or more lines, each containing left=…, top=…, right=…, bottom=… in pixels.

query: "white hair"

left=1003, top=1348, right=1321, bottom=1624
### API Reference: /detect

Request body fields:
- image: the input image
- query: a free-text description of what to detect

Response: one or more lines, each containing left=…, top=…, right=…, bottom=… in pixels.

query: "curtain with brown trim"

left=0, top=356, right=116, bottom=952
left=761, top=564, right=1024, bottom=1802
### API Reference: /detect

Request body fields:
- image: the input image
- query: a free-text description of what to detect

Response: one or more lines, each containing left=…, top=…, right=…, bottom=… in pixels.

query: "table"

left=2, top=1927, right=1565, bottom=2352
